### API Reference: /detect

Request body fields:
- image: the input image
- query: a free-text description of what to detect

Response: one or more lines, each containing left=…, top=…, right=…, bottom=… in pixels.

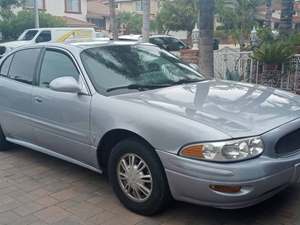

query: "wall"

left=45, top=0, right=88, bottom=21
left=13, top=0, right=88, bottom=22
left=117, top=0, right=159, bottom=16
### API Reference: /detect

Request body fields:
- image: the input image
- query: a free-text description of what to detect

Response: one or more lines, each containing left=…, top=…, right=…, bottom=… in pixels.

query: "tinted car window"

left=36, top=31, right=52, bottom=43
left=9, top=49, right=40, bottom=84
left=0, top=54, right=14, bottom=77
left=39, top=50, right=79, bottom=87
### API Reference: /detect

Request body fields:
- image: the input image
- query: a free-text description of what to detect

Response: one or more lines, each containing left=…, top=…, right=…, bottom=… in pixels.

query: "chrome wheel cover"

left=117, top=153, right=153, bottom=202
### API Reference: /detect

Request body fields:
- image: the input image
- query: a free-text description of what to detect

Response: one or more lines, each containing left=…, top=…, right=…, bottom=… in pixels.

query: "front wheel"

left=108, top=138, right=172, bottom=215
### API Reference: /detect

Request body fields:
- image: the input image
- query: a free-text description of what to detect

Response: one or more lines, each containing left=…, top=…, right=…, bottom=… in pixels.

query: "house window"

left=24, top=0, right=45, bottom=9
left=135, top=0, right=143, bottom=12
left=65, top=0, right=81, bottom=13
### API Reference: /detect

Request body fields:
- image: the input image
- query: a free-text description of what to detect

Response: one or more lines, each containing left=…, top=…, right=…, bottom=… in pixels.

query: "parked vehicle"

left=1, top=41, right=300, bottom=216
left=118, top=34, right=188, bottom=56
left=0, top=27, right=96, bottom=57
left=95, top=31, right=110, bottom=41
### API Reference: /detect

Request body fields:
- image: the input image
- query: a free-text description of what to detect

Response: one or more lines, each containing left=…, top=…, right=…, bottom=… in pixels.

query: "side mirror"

left=49, top=76, right=81, bottom=93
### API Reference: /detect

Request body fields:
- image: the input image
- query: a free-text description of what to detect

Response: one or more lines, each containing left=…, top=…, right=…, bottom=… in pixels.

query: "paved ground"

left=0, top=147, right=300, bottom=225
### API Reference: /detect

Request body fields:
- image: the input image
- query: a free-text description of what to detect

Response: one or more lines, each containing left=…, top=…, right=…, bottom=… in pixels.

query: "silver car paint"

left=1, top=43, right=300, bottom=209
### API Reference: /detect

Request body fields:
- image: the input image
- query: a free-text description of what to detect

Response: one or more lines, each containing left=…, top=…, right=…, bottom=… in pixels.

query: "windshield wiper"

left=169, top=78, right=205, bottom=85
left=106, top=84, right=170, bottom=92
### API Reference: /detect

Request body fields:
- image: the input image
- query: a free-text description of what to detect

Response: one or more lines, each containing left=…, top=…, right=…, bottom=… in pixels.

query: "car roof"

left=118, top=34, right=178, bottom=40
left=25, top=27, right=95, bottom=32
left=150, top=35, right=175, bottom=38
left=118, top=34, right=142, bottom=41
left=7, top=40, right=154, bottom=55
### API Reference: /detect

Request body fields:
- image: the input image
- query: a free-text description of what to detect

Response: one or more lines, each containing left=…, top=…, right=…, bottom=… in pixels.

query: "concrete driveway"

left=0, top=147, right=299, bottom=225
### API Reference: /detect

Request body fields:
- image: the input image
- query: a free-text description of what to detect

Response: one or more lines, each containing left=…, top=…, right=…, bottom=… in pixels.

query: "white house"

left=14, top=0, right=93, bottom=27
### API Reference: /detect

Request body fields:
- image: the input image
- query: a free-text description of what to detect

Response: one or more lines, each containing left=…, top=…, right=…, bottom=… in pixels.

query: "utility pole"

left=34, top=0, right=40, bottom=28
left=198, top=0, right=215, bottom=78
left=109, top=0, right=118, bottom=40
left=142, top=0, right=150, bottom=42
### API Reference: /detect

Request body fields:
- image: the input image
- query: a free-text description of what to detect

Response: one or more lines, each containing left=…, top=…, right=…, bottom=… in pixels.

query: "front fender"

left=91, top=94, right=230, bottom=155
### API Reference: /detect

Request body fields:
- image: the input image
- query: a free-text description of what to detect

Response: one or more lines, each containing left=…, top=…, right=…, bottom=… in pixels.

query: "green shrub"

left=253, top=41, right=295, bottom=64
left=0, top=10, right=65, bottom=41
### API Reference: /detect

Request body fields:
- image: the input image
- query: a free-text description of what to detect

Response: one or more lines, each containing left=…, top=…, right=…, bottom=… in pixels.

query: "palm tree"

left=265, top=0, right=272, bottom=28
left=142, top=0, right=150, bottom=42
left=199, top=0, right=215, bottom=77
left=279, top=0, right=295, bottom=35
left=109, top=0, right=118, bottom=40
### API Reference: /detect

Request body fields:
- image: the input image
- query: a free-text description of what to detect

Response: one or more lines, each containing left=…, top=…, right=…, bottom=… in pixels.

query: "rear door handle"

left=34, top=96, right=43, bottom=103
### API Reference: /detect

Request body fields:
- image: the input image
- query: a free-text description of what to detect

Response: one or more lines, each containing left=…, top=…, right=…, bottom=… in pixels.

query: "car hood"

left=115, top=80, right=300, bottom=138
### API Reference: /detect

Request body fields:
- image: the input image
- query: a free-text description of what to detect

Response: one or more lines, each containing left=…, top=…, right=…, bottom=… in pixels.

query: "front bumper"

left=157, top=150, right=300, bottom=209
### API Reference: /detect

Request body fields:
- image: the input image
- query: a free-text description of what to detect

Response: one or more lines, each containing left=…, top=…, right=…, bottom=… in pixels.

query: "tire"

left=0, top=127, right=10, bottom=151
left=108, top=137, right=172, bottom=216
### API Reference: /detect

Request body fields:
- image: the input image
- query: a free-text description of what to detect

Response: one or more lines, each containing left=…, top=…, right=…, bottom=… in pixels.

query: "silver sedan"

left=0, top=41, right=300, bottom=215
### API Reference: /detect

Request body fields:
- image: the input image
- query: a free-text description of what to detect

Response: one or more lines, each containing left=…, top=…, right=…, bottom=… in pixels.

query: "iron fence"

left=214, top=47, right=300, bottom=94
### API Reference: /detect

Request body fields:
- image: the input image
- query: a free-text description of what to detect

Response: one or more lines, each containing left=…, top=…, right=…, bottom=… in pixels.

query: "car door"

left=0, top=48, right=41, bottom=143
left=31, top=47, right=92, bottom=164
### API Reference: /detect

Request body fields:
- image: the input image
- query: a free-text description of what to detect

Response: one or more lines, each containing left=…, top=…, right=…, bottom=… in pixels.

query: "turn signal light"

left=180, top=145, right=204, bottom=159
left=209, top=185, right=241, bottom=194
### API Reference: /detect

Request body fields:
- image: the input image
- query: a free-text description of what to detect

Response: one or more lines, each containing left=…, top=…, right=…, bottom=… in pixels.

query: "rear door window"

left=9, top=49, right=41, bottom=85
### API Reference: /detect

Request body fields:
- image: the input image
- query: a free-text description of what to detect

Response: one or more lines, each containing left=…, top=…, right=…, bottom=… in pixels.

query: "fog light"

left=209, top=185, right=241, bottom=193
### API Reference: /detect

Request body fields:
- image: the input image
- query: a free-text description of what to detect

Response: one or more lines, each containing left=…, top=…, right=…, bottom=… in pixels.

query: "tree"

left=142, top=0, right=150, bottom=42
left=0, top=0, right=23, bottom=18
left=0, top=10, right=65, bottom=41
left=199, top=0, right=215, bottom=77
left=109, top=0, right=118, bottom=40
left=279, top=0, right=294, bottom=35
left=216, top=0, right=263, bottom=47
left=117, top=12, right=143, bottom=34
left=265, top=0, right=272, bottom=28
left=155, top=0, right=198, bottom=36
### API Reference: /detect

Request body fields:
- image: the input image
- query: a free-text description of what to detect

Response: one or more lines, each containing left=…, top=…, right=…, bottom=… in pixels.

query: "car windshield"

left=151, top=37, right=186, bottom=51
left=81, top=44, right=204, bottom=95
left=18, top=30, right=39, bottom=41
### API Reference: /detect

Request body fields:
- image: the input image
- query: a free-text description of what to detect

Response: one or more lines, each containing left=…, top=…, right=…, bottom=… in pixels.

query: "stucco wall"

left=45, top=0, right=87, bottom=21
left=117, top=0, right=159, bottom=16
left=13, top=0, right=87, bottom=22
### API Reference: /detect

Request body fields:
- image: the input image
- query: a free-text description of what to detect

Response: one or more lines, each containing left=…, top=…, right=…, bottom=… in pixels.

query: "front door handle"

left=34, top=97, right=43, bottom=103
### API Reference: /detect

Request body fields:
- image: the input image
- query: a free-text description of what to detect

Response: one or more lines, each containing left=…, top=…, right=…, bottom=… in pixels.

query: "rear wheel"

left=108, top=138, right=171, bottom=216
left=0, top=127, right=10, bottom=151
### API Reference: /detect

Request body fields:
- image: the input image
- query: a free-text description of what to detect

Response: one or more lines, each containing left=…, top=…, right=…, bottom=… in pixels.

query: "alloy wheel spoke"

left=129, top=154, right=135, bottom=167
left=137, top=183, right=151, bottom=196
left=120, top=159, right=129, bottom=172
left=139, top=174, right=152, bottom=183
left=119, top=172, right=128, bottom=180
left=124, top=183, right=131, bottom=193
left=133, top=187, right=142, bottom=199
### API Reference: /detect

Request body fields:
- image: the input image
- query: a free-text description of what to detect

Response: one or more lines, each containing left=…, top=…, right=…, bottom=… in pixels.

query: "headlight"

left=179, top=137, right=264, bottom=162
